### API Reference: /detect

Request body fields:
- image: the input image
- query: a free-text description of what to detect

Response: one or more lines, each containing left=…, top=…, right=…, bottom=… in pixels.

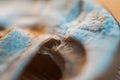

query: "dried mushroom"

left=0, top=0, right=119, bottom=80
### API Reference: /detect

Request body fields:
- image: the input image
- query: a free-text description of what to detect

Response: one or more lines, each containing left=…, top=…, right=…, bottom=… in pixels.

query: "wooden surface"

left=96, top=0, right=120, bottom=23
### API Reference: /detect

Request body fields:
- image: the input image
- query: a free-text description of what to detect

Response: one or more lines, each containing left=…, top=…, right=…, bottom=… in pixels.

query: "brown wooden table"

left=96, top=0, right=120, bottom=23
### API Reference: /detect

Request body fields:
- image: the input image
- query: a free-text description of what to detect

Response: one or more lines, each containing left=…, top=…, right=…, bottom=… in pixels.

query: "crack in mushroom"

left=19, top=53, right=62, bottom=80
left=18, top=37, right=86, bottom=80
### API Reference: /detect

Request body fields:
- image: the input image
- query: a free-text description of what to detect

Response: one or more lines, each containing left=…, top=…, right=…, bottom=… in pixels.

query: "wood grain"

left=96, top=0, right=120, bottom=23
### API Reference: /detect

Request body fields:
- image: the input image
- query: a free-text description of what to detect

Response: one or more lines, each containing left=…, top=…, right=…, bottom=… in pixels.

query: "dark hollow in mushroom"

left=18, top=37, right=86, bottom=80
left=19, top=53, right=62, bottom=80
left=18, top=39, right=63, bottom=80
